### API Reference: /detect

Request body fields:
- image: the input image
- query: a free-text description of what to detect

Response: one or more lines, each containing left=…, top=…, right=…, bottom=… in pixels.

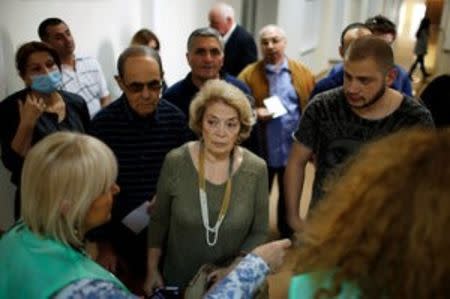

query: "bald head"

left=259, top=24, right=286, bottom=40
left=209, top=2, right=235, bottom=36
left=259, top=25, right=287, bottom=65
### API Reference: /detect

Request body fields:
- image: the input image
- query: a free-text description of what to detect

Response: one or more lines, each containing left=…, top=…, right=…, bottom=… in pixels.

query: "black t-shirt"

left=294, top=87, right=434, bottom=207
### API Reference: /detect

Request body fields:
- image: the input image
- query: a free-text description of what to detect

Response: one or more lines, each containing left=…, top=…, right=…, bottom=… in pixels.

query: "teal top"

left=0, top=222, right=127, bottom=298
left=289, top=270, right=360, bottom=299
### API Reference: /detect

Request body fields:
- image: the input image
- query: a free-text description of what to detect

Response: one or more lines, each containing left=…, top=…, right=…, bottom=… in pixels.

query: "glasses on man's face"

left=124, top=80, right=163, bottom=93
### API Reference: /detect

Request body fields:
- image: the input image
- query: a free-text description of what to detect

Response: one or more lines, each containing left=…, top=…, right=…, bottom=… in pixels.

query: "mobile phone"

left=148, top=286, right=181, bottom=299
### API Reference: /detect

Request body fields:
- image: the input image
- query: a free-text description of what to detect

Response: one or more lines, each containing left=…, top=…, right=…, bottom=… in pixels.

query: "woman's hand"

left=251, top=239, right=292, bottom=272
left=143, top=268, right=164, bottom=296
left=18, top=94, right=46, bottom=127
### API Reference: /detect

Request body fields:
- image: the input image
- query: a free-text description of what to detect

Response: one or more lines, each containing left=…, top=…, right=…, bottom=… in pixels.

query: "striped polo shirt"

left=90, top=95, right=191, bottom=223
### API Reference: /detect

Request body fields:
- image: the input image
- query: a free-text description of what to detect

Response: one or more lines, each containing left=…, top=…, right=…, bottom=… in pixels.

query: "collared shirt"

left=223, top=23, right=237, bottom=44
left=90, top=95, right=190, bottom=224
left=61, top=55, right=109, bottom=118
left=265, top=58, right=300, bottom=167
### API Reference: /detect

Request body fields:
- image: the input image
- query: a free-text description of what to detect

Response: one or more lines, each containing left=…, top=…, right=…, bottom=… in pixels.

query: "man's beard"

left=348, top=84, right=386, bottom=109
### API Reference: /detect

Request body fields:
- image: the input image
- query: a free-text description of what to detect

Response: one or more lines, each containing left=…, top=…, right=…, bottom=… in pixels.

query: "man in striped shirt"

left=89, top=46, right=190, bottom=295
left=38, top=18, right=110, bottom=118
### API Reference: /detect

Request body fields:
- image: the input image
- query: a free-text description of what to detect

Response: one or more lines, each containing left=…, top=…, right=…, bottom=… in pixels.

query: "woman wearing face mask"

left=0, top=41, right=90, bottom=219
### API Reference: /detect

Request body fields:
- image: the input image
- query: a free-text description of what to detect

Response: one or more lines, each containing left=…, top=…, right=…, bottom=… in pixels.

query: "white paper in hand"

left=121, top=201, right=150, bottom=234
left=263, top=96, right=287, bottom=118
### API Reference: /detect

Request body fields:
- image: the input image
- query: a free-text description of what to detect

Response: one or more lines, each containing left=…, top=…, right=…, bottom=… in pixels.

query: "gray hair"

left=187, top=27, right=224, bottom=52
left=210, top=2, right=235, bottom=20
left=117, top=45, right=163, bottom=78
left=258, top=24, right=287, bottom=40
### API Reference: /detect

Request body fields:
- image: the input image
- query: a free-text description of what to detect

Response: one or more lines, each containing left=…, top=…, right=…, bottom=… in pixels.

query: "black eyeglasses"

left=124, top=80, right=163, bottom=93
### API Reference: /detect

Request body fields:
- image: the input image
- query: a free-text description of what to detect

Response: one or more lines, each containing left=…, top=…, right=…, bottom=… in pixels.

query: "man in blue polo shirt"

left=89, top=46, right=190, bottom=295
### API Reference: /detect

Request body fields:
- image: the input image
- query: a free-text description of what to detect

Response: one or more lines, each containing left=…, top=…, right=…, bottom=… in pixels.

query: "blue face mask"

left=30, top=71, right=62, bottom=94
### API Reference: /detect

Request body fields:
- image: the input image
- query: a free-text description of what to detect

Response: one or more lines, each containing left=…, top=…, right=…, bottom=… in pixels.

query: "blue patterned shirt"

left=265, top=58, right=301, bottom=167
left=54, top=253, right=269, bottom=299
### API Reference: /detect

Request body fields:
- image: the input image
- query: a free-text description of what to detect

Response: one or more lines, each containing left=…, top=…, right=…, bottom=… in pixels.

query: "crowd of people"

left=1, top=2, right=449, bottom=298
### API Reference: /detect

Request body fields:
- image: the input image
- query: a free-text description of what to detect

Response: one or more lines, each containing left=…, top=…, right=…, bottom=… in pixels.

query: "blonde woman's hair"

left=21, top=132, right=118, bottom=247
left=189, top=79, right=255, bottom=143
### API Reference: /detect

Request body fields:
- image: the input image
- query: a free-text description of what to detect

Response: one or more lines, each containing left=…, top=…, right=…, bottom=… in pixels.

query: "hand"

left=287, top=213, right=304, bottom=232
left=147, top=195, right=156, bottom=215
left=252, top=239, right=292, bottom=272
left=18, top=94, right=46, bottom=127
left=95, top=241, right=118, bottom=273
left=256, top=107, right=273, bottom=121
left=143, top=268, right=164, bottom=296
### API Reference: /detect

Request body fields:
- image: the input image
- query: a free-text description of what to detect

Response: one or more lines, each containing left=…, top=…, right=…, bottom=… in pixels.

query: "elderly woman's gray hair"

left=189, top=79, right=255, bottom=143
left=21, top=132, right=118, bottom=246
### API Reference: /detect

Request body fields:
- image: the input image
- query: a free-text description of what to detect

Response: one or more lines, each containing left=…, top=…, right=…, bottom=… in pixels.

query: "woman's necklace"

left=198, top=142, right=234, bottom=247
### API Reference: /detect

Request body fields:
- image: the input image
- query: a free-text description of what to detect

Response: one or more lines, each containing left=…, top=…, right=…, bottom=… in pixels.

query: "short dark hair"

left=345, top=35, right=394, bottom=73
left=365, top=15, right=396, bottom=37
left=187, top=27, right=224, bottom=52
left=131, top=29, right=161, bottom=51
left=38, top=18, right=65, bottom=41
left=117, top=46, right=163, bottom=78
left=16, top=41, right=62, bottom=77
left=340, top=22, right=372, bottom=47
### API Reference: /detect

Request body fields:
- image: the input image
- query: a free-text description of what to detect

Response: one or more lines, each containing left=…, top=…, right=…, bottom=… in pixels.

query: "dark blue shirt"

left=310, top=63, right=413, bottom=99
left=89, top=95, right=190, bottom=223
left=163, top=72, right=251, bottom=118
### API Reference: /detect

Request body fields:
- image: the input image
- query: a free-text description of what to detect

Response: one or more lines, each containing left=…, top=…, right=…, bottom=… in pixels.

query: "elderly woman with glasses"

left=0, top=41, right=90, bottom=219
left=145, top=79, right=270, bottom=293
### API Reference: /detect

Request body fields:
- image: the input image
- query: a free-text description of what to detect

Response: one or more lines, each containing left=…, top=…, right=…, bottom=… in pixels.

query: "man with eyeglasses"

left=88, top=46, right=190, bottom=295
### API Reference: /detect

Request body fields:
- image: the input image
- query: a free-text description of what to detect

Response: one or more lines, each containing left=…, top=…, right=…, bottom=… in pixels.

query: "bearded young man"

left=284, top=35, right=433, bottom=232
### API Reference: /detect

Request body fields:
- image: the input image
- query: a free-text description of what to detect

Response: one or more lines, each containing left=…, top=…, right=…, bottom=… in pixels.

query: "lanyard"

left=198, top=142, right=233, bottom=246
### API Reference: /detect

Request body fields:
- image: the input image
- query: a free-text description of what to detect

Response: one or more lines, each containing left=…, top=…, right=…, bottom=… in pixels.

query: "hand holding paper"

left=263, top=95, right=287, bottom=118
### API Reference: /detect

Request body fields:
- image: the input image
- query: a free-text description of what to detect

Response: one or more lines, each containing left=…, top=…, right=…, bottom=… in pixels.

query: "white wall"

left=150, top=0, right=216, bottom=85
left=437, top=0, right=450, bottom=74
left=272, top=0, right=407, bottom=75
